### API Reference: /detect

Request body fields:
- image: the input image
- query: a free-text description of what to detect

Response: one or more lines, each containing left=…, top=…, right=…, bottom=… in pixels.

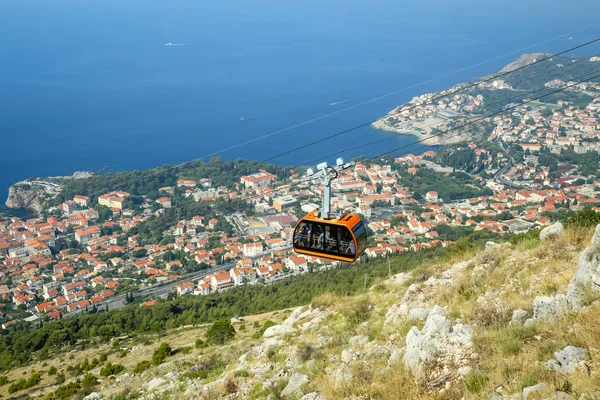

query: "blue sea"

left=1, top=0, right=600, bottom=204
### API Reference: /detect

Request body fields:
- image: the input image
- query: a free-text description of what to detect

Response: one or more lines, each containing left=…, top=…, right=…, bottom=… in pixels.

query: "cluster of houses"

left=2, top=112, right=600, bottom=324
left=490, top=88, right=600, bottom=156
left=379, top=83, right=485, bottom=134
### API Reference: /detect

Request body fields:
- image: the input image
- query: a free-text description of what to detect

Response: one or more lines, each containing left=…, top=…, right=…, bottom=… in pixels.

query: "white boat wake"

left=329, top=98, right=357, bottom=106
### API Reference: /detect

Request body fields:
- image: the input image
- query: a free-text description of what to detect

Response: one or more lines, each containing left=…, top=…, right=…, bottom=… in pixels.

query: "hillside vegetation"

left=3, top=218, right=600, bottom=400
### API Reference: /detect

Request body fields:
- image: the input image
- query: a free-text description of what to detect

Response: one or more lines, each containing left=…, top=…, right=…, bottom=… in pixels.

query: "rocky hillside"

left=4, top=172, right=93, bottom=213
left=6, top=224, right=600, bottom=400
left=5, top=184, right=46, bottom=213
left=498, top=53, right=552, bottom=74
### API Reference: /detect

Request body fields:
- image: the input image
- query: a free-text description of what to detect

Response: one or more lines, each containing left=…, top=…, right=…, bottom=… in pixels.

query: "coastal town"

left=1, top=69, right=600, bottom=327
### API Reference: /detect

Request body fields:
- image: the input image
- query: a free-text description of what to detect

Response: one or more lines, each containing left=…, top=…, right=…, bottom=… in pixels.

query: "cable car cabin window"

left=311, top=224, right=324, bottom=250
left=294, top=222, right=312, bottom=248
left=352, top=221, right=367, bottom=254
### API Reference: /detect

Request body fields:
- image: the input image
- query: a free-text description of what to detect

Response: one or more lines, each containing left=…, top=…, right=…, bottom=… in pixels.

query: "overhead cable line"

left=6, top=39, right=600, bottom=222
left=258, top=37, right=600, bottom=163
left=225, top=69, right=600, bottom=204
left=191, top=22, right=600, bottom=162
left=307, top=54, right=600, bottom=165
left=182, top=69, right=600, bottom=206
left=9, top=70, right=600, bottom=223
left=90, top=36, right=600, bottom=195
left=364, top=71, right=600, bottom=163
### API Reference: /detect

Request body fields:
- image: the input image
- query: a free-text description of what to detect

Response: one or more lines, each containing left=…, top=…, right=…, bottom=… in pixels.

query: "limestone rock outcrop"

left=403, top=306, right=473, bottom=380
left=5, top=184, right=44, bottom=212
left=533, top=224, right=600, bottom=322
left=499, top=53, right=552, bottom=73
left=546, top=346, right=589, bottom=374
left=540, top=222, right=565, bottom=241
left=281, top=372, right=309, bottom=397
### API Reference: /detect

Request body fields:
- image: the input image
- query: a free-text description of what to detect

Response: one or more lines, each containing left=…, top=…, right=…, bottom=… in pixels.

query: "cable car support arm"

left=303, top=158, right=355, bottom=220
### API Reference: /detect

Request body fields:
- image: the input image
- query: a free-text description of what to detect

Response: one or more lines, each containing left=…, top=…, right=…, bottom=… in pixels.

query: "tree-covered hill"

left=54, top=157, right=293, bottom=203
left=498, top=55, right=600, bottom=91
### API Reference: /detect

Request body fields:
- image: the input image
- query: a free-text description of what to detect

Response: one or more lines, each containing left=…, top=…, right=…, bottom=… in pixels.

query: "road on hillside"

left=67, top=246, right=292, bottom=317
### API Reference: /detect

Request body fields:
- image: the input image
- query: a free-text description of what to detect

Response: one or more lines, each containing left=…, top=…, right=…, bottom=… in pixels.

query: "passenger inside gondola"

left=312, top=224, right=324, bottom=249
left=325, top=226, right=337, bottom=252
left=294, top=222, right=311, bottom=248
left=294, top=221, right=358, bottom=258
left=346, top=239, right=356, bottom=255
left=340, top=230, right=354, bottom=255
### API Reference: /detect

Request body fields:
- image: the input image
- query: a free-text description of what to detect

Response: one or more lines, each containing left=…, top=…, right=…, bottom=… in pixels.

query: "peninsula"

left=372, top=53, right=600, bottom=146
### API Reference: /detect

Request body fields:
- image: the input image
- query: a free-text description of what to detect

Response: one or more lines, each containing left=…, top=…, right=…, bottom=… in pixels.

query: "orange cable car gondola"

left=292, top=158, right=367, bottom=263
left=293, top=209, right=367, bottom=263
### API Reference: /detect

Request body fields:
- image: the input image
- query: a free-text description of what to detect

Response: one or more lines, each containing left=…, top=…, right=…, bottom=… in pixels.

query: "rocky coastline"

left=370, top=119, right=467, bottom=146
left=3, top=171, right=94, bottom=215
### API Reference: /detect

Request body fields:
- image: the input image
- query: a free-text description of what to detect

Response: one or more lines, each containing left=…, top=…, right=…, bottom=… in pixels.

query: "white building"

left=243, top=242, right=264, bottom=257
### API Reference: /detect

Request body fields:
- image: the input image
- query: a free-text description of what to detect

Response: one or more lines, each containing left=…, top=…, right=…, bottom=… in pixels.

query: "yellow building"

left=98, top=191, right=130, bottom=209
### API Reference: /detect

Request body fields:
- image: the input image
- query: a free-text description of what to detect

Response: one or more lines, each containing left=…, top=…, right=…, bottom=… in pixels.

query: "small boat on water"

left=240, top=117, right=245, bottom=122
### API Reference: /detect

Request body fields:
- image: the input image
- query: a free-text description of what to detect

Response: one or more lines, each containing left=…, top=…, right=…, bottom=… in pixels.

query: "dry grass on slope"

left=311, top=226, right=600, bottom=400
left=22, top=226, right=600, bottom=400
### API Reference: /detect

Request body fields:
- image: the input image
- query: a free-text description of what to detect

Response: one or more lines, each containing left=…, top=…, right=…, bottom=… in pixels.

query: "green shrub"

left=298, top=343, right=316, bottom=362
left=373, top=283, right=387, bottom=292
left=566, top=209, right=600, bottom=228
left=182, top=356, right=226, bottom=381
left=266, top=347, right=278, bottom=360
left=8, top=373, right=41, bottom=394
left=70, top=364, right=84, bottom=377
left=0, top=375, right=8, bottom=386
left=520, top=375, right=538, bottom=389
left=82, top=373, right=99, bottom=387
left=195, top=338, right=207, bottom=349
left=134, top=360, right=152, bottom=374
left=100, top=362, right=125, bottom=377
left=55, top=373, right=66, bottom=385
left=152, top=343, right=172, bottom=365
left=248, top=383, right=270, bottom=400
left=206, top=319, right=236, bottom=345
left=538, top=340, right=564, bottom=360
left=44, top=382, right=81, bottom=400
left=47, top=366, right=58, bottom=376
left=509, top=229, right=541, bottom=246
left=342, top=297, right=372, bottom=326
left=488, top=324, right=540, bottom=356
left=464, top=372, right=489, bottom=393
left=499, top=338, right=522, bottom=355
left=234, top=369, right=250, bottom=378
left=252, top=320, right=275, bottom=339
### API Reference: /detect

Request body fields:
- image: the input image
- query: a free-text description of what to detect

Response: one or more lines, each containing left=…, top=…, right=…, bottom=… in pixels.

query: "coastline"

left=3, top=171, right=94, bottom=216
left=370, top=119, right=466, bottom=146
